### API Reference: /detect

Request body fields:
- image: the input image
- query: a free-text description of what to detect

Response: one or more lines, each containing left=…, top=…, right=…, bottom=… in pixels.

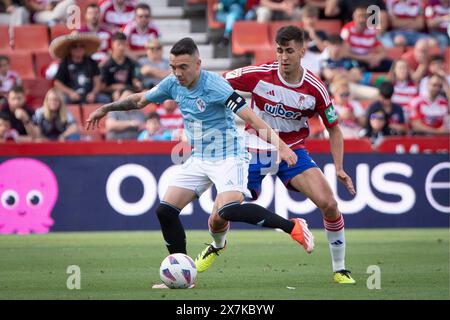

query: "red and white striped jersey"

left=425, top=3, right=450, bottom=32
left=340, top=21, right=381, bottom=56
left=156, top=106, right=184, bottom=130
left=100, top=0, right=136, bottom=30
left=392, top=80, right=419, bottom=113
left=123, top=21, right=159, bottom=51
left=386, top=0, right=424, bottom=19
left=409, top=95, right=449, bottom=128
left=224, top=61, right=337, bottom=150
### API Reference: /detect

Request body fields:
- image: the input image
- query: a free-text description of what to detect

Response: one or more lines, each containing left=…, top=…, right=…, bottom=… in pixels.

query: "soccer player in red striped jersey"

left=195, top=26, right=357, bottom=284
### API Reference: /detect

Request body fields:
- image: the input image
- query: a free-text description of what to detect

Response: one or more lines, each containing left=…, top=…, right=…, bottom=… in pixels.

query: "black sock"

left=218, top=202, right=295, bottom=234
left=155, top=202, right=186, bottom=254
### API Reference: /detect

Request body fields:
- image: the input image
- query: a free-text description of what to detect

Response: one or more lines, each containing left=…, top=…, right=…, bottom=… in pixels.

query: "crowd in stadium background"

left=0, top=0, right=449, bottom=149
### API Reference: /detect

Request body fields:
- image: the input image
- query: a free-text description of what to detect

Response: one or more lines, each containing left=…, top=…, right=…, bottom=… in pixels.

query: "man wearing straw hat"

left=50, top=33, right=111, bottom=104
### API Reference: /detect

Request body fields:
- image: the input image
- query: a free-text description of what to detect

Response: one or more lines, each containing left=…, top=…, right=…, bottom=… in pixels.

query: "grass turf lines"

left=0, top=229, right=448, bottom=300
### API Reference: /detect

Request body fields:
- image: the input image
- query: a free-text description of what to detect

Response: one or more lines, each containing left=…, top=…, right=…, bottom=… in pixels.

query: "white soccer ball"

left=159, top=253, right=197, bottom=289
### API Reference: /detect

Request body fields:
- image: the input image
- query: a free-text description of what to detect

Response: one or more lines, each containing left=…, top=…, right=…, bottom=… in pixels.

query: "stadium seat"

left=308, top=114, right=325, bottom=137
left=34, top=51, right=55, bottom=78
left=7, top=51, right=36, bottom=80
left=13, top=25, right=49, bottom=52
left=0, top=25, right=11, bottom=52
left=232, top=21, right=271, bottom=55
left=444, top=47, right=450, bottom=73
left=385, top=47, right=405, bottom=60
left=207, top=0, right=224, bottom=29
left=268, top=21, right=302, bottom=46
left=78, top=103, right=106, bottom=140
left=253, top=48, right=276, bottom=65
left=315, top=19, right=342, bottom=36
left=22, top=79, right=53, bottom=108
left=50, top=24, right=72, bottom=41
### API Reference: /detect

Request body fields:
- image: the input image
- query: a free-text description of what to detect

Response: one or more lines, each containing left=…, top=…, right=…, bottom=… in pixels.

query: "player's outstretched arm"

left=326, top=125, right=356, bottom=196
left=86, top=92, right=148, bottom=130
left=238, top=107, right=297, bottom=167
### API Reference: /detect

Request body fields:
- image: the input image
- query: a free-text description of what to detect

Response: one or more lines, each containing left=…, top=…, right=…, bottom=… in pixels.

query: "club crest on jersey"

left=196, top=98, right=206, bottom=112
left=225, top=68, right=242, bottom=80
left=264, top=103, right=302, bottom=119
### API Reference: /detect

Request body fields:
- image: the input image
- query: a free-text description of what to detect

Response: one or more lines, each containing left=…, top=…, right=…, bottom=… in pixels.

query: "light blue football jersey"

left=144, top=69, right=249, bottom=161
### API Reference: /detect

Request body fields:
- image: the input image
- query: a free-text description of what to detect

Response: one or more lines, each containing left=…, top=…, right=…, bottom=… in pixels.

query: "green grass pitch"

left=0, top=229, right=448, bottom=300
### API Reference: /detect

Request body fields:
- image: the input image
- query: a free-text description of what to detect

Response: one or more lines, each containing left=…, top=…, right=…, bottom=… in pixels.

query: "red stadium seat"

left=12, top=25, right=49, bottom=52
left=315, top=19, right=342, bottom=36
left=207, top=0, right=224, bottom=29
left=34, top=51, right=55, bottom=78
left=385, top=47, right=405, bottom=60
left=0, top=25, right=11, bottom=51
left=78, top=103, right=106, bottom=140
left=22, top=79, right=53, bottom=108
left=268, top=21, right=302, bottom=45
left=50, top=24, right=72, bottom=41
left=253, top=48, right=276, bottom=65
left=232, top=21, right=271, bottom=55
left=7, top=51, right=36, bottom=80
left=444, top=47, right=450, bottom=73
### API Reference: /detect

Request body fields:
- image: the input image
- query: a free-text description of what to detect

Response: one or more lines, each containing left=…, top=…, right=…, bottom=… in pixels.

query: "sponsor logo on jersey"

left=225, top=68, right=242, bottom=80
left=264, top=103, right=302, bottom=119
left=325, top=105, right=338, bottom=123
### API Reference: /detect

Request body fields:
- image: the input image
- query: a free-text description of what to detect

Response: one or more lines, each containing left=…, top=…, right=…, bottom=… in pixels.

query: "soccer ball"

left=159, top=253, right=197, bottom=289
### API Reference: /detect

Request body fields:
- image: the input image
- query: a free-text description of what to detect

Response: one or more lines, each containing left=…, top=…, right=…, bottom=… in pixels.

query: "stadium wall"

left=0, top=141, right=449, bottom=234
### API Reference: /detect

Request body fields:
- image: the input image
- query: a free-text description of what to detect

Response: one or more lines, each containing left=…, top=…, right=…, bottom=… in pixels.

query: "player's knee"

left=218, top=202, right=240, bottom=220
left=156, top=203, right=180, bottom=223
left=319, top=199, right=339, bottom=217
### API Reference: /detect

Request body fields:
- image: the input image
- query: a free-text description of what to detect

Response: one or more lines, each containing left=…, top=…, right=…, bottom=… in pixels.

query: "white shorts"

left=169, top=157, right=251, bottom=198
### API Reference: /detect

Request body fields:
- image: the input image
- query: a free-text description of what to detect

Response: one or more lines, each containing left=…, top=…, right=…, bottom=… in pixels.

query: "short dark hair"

left=379, top=81, right=394, bottom=99
left=170, top=37, right=199, bottom=56
left=86, top=3, right=99, bottom=10
left=9, top=86, right=25, bottom=95
left=146, top=112, right=160, bottom=122
left=275, top=25, right=305, bottom=46
left=0, top=55, right=9, bottom=63
left=136, top=3, right=151, bottom=13
left=328, top=34, right=343, bottom=45
left=111, top=32, right=127, bottom=42
left=430, top=54, right=444, bottom=64
left=353, top=4, right=368, bottom=13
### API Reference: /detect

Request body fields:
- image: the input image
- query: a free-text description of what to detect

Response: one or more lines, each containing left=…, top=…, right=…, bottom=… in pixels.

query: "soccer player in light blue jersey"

left=87, top=38, right=314, bottom=288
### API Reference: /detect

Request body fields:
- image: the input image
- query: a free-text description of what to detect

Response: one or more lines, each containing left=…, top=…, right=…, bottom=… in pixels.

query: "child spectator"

left=0, top=112, right=19, bottom=142
left=364, top=108, right=392, bottom=148
left=33, top=88, right=80, bottom=141
left=0, top=55, right=21, bottom=100
left=138, top=112, right=172, bottom=141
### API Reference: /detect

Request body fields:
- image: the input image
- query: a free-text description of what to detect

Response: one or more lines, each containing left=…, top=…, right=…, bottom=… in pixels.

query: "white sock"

left=208, top=216, right=229, bottom=249
left=323, top=214, right=346, bottom=272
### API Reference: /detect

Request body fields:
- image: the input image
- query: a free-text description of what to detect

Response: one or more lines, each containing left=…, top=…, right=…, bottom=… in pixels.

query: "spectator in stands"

left=33, top=88, right=79, bottom=141
left=330, top=78, right=365, bottom=138
left=380, top=0, right=429, bottom=48
left=156, top=99, right=184, bottom=140
left=137, top=112, right=172, bottom=141
left=78, top=3, right=112, bottom=64
left=214, top=0, right=245, bottom=47
left=340, top=5, right=392, bottom=72
left=0, top=86, right=38, bottom=139
left=105, top=88, right=146, bottom=140
left=387, top=59, right=418, bottom=118
left=0, top=55, right=21, bottom=101
left=243, top=0, right=259, bottom=20
left=138, top=39, right=170, bottom=89
left=401, top=38, right=437, bottom=84
left=300, top=4, right=328, bottom=53
left=101, top=32, right=142, bottom=102
left=320, top=35, right=362, bottom=84
left=325, top=0, right=388, bottom=32
left=0, top=111, right=19, bottom=142
left=366, top=81, right=407, bottom=136
left=25, top=0, right=74, bottom=26
left=410, top=74, right=450, bottom=136
left=100, top=0, right=136, bottom=32
left=425, top=0, right=450, bottom=52
left=123, top=3, right=159, bottom=60
left=0, top=0, right=29, bottom=28
left=363, top=108, right=392, bottom=147
left=419, top=55, right=450, bottom=99
left=256, top=0, right=301, bottom=23
left=51, top=33, right=110, bottom=104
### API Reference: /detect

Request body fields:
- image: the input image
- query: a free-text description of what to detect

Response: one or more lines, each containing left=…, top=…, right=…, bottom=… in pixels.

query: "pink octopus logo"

left=0, top=158, right=58, bottom=234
